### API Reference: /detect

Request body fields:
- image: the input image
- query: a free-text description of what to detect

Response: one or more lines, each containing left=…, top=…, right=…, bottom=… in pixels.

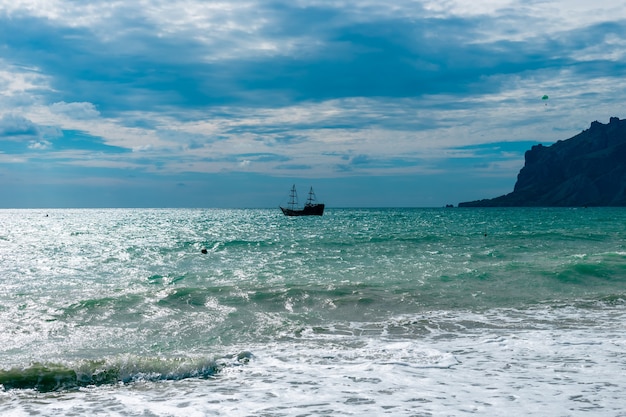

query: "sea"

left=1, top=207, right=626, bottom=416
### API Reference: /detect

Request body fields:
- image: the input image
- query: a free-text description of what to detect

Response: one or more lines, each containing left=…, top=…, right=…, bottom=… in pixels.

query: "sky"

left=1, top=0, right=626, bottom=208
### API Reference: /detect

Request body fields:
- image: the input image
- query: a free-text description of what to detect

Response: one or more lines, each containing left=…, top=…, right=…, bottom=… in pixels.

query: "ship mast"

left=288, top=184, right=299, bottom=210
left=306, top=187, right=317, bottom=206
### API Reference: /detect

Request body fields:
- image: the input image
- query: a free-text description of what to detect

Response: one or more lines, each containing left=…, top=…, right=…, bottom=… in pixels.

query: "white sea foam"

left=3, top=310, right=625, bottom=416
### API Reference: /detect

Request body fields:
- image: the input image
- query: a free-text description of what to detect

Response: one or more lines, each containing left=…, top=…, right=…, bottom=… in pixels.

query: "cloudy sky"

left=1, top=0, right=626, bottom=208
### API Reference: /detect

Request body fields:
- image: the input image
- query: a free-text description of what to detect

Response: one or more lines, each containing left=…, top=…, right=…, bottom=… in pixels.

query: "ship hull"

left=280, top=204, right=325, bottom=216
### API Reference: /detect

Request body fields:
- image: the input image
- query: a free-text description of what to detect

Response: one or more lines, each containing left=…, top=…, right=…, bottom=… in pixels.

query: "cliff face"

left=459, top=117, right=626, bottom=207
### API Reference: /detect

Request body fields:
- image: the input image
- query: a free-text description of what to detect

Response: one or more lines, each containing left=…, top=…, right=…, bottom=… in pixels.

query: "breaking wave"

left=0, top=352, right=253, bottom=392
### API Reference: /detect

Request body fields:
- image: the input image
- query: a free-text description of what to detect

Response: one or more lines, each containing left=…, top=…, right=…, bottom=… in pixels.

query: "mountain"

left=458, top=117, right=626, bottom=207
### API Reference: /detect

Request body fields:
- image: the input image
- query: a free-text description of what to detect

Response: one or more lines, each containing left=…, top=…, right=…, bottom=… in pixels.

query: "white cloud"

left=0, top=114, right=39, bottom=138
left=0, top=61, right=53, bottom=114
left=28, top=140, right=52, bottom=150
left=132, top=144, right=154, bottom=152
left=50, top=101, right=100, bottom=120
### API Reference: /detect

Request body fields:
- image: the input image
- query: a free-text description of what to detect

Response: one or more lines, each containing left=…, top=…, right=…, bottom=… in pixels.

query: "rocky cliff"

left=459, top=117, right=626, bottom=207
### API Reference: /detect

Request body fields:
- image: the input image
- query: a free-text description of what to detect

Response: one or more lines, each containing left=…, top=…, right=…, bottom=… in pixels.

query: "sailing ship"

left=280, top=185, right=325, bottom=216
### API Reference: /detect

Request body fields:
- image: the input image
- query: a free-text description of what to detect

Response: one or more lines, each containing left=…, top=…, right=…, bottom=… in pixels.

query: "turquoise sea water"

left=1, top=208, right=626, bottom=415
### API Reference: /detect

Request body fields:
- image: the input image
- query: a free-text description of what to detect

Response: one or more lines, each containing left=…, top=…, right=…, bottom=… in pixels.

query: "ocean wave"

left=0, top=352, right=253, bottom=392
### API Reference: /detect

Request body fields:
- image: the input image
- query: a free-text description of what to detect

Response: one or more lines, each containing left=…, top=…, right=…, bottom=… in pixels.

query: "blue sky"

left=1, top=0, right=626, bottom=208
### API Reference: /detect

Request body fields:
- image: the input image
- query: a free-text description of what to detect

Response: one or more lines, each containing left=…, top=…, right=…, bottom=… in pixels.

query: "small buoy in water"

left=201, top=248, right=208, bottom=254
